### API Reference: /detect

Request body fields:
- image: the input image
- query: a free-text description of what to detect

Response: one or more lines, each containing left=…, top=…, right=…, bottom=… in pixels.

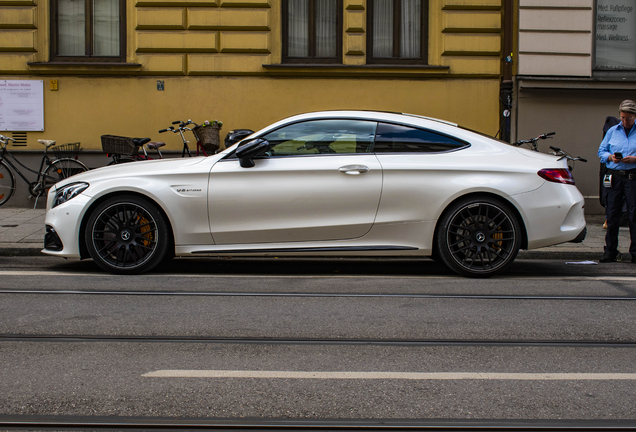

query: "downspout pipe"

left=500, top=0, right=513, bottom=142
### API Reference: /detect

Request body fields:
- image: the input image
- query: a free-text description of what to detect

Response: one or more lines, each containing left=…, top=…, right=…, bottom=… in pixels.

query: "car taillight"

left=538, top=168, right=575, bottom=185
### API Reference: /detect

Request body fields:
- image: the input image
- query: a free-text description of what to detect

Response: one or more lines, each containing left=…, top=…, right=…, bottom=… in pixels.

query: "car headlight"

left=53, top=182, right=89, bottom=208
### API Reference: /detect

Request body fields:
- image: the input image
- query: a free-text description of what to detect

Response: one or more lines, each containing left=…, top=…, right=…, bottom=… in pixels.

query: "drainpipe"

left=500, top=0, right=513, bottom=142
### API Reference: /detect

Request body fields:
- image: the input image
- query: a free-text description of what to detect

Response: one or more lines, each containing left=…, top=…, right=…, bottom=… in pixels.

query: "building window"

left=367, top=0, right=428, bottom=64
left=282, top=0, right=343, bottom=64
left=50, top=0, right=126, bottom=62
left=594, top=0, right=636, bottom=70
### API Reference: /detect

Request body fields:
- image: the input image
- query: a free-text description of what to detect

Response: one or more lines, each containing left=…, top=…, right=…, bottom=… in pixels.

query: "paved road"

left=0, top=256, right=635, bottom=426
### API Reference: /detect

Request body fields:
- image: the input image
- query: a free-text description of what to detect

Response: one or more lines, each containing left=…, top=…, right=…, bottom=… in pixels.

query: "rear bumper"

left=569, top=226, right=587, bottom=243
left=512, top=182, right=586, bottom=250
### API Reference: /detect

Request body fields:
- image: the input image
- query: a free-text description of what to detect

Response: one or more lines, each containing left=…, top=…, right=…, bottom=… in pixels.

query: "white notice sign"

left=0, top=80, right=44, bottom=131
left=595, top=1, right=636, bottom=70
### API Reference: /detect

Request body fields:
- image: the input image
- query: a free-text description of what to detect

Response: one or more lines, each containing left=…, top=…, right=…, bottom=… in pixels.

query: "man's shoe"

left=600, top=253, right=618, bottom=263
left=632, top=255, right=636, bottom=264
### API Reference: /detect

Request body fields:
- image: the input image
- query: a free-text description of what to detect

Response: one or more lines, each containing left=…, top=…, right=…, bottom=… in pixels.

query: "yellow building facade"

left=1, top=0, right=507, bottom=153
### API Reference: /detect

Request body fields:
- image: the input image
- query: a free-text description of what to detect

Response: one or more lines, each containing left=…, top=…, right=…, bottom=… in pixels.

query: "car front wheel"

left=435, top=196, right=521, bottom=278
left=85, top=195, right=170, bottom=274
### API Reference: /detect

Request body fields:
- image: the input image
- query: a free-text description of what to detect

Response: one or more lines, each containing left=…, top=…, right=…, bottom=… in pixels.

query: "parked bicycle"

left=160, top=120, right=199, bottom=157
left=101, top=135, right=166, bottom=165
left=102, top=119, right=231, bottom=165
left=160, top=119, right=225, bottom=157
left=0, top=134, right=89, bottom=207
left=512, top=132, right=587, bottom=171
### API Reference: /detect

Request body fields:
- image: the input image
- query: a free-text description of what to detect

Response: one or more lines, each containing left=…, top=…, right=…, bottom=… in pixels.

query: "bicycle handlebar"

left=161, top=119, right=198, bottom=133
left=0, top=134, right=16, bottom=142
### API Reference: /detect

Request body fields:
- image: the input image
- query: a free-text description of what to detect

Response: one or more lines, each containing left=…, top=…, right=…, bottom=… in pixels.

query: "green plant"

left=202, top=120, right=223, bottom=128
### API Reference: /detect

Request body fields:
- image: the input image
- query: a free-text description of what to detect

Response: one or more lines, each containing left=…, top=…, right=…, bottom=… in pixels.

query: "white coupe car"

left=43, top=111, right=586, bottom=277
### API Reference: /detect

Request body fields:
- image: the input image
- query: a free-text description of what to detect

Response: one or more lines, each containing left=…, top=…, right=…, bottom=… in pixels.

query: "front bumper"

left=41, top=194, right=92, bottom=258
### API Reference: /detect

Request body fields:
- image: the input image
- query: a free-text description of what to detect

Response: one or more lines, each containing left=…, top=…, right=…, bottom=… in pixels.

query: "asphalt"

left=0, top=208, right=630, bottom=262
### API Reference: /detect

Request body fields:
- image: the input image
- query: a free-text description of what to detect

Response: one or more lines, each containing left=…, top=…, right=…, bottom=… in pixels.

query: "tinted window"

left=373, top=123, right=467, bottom=153
left=262, top=120, right=377, bottom=156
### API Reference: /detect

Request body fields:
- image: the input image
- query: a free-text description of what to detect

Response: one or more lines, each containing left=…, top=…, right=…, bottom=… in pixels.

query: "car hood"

left=51, top=156, right=213, bottom=191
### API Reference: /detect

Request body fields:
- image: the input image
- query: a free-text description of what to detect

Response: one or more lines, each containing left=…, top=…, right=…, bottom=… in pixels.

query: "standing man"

left=598, top=99, right=636, bottom=263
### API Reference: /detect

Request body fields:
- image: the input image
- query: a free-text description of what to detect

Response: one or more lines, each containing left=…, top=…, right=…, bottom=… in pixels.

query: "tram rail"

left=1, top=415, right=636, bottom=431
left=0, top=288, right=635, bottom=301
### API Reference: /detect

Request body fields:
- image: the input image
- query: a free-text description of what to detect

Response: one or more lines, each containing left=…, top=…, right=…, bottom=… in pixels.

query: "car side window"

left=262, top=119, right=377, bottom=156
left=373, top=123, right=468, bottom=153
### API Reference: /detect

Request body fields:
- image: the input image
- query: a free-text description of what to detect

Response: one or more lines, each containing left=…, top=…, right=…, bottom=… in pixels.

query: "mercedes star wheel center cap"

left=475, top=232, right=486, bottom=243
left=121, top=230, right=131, bottom=241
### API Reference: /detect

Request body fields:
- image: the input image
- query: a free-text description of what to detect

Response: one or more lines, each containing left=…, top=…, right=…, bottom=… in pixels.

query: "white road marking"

left=142, top=370, right=636, bottom=380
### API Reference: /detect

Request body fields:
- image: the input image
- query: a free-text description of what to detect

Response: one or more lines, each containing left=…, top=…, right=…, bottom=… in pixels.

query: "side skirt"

left=190, top=246, right=418, bottom=255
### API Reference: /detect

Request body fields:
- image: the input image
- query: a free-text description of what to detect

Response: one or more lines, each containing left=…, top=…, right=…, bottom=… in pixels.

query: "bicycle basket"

left=192, top=125, right=221, bottom=153
left=101, top=135, right=137, bottom=156
left=51, top=142, right=81, bottom=159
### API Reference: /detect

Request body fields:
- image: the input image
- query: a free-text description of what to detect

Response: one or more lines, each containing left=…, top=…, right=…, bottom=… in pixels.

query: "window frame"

left=366, top=0, right=429, bottom=65
left=281, top=0, right=344, bottom=64
left=50, top=0, right=127, bottom=63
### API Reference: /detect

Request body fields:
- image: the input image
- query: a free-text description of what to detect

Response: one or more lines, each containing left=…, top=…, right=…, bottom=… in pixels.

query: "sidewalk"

left=0, top=208, right=628, bottom=261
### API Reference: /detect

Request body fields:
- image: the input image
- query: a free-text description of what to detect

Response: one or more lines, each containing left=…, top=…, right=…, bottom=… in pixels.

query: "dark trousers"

left=605, top=174, right=636, bottom=256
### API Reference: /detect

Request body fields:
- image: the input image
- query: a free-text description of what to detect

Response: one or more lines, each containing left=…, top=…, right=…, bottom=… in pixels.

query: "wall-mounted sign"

left=595, top=1, right=636, bottom=70
left=0, top=80, right=44, bottom=131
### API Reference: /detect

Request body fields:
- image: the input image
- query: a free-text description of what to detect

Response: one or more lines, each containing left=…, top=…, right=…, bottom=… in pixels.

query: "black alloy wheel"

left=436, top=197, right=521, bottom=277
left=85, top=196, right=170, bottom=274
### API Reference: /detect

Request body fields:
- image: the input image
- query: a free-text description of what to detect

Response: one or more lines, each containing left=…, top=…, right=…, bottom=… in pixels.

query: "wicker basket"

left=193, top=125, right=221, bottom=153
left=51, top=142, right=81, bottom=159
left=101, top=135, right=137, bottom=155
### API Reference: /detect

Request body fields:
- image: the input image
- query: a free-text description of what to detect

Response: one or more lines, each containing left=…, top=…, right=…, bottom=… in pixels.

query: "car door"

left=208, top=119, right=382, bottom=245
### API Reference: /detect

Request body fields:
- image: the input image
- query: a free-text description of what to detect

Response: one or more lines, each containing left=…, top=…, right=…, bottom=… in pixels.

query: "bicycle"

left=512, top=131, right=587, bottom=171
left=160, top=119, right=224, bottom=157
left=159, top=120, right=198, bottom=157
left=101, top=135, right=166, bottom=165
left=512, top=131, right=556, bottom=152
left=0, top=134, right=89, bottom=207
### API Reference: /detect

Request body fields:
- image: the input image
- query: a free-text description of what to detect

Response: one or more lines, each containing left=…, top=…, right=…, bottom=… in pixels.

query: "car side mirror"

left=235, top=138, right=270, bottom=168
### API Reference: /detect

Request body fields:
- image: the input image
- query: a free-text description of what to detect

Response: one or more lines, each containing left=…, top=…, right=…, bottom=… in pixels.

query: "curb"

left=516, top=251, right=602, bottom=261
left=0, top=246, right=604, bottom=260
left=0, top=245, right=43, bottom=256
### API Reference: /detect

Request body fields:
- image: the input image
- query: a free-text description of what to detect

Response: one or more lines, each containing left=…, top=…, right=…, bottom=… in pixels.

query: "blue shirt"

left=598, top=122, right=636, bottom=170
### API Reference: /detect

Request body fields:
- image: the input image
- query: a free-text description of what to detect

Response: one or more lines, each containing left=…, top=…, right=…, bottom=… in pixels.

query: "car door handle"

left=339, top=165, right=370, bottom=175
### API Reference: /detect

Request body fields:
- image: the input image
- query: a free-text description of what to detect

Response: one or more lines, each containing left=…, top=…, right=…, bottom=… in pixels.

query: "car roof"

left=281, top=110, right=458, bottom=127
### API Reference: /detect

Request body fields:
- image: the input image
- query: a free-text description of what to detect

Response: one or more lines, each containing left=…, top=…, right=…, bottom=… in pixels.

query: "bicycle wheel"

left=107, top=156, right=136, bottom=166
left=43, top=158, right=89, bottom=191
left=0, top=159, right=16, bottom=207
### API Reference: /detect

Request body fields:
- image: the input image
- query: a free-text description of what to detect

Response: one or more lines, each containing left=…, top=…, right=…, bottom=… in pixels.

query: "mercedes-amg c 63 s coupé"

left=43, top=111, right=586, bottom=277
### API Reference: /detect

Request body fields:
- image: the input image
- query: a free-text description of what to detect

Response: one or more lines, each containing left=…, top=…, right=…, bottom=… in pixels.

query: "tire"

left=43, top=158, right=89, bottom=190
left=0, top=160, right=16, bottom=207
left=85, top=195, right=170, bottom=275
left=435, top=196, right=521, bottom=278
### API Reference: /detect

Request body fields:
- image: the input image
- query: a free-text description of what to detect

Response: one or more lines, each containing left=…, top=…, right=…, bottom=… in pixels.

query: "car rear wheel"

left=85, top=195, right=169, bottom=274
left=435, top=196, right=521, bottom=278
